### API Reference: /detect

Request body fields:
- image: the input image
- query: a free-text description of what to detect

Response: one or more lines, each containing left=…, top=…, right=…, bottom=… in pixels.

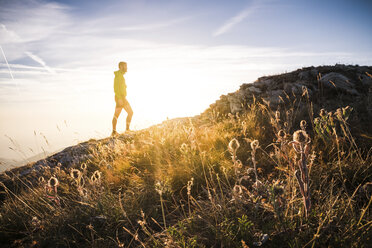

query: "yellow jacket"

left=114, top=70, right=127, bottom=99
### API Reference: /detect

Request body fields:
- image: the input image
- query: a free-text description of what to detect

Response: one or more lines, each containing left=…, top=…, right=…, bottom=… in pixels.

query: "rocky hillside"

left=1, top=64, right=372, bottom=191
left=0, top=64, right=371, bottom=247
left=207, top=64, right=372, bottom=113
left=204, top=64, right=372, bottom=135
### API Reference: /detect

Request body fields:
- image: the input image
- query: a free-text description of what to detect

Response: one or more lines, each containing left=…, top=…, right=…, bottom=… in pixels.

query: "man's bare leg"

left=123, top=99, right=133, bottom=131
left=112, top=107, right=122, bottom=135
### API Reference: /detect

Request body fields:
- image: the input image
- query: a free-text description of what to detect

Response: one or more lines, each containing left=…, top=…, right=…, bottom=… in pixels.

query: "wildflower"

left=48, top=176, right=59, bottom=188
left=293, top=130, right=309, bottom=144
left=228, top=138, right=240, bottom=154
left=250, top=140, right=259, bottom=150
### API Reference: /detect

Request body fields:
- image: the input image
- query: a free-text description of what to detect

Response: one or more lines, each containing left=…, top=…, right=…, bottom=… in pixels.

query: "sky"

left=0, top=0, right=371, bottom=163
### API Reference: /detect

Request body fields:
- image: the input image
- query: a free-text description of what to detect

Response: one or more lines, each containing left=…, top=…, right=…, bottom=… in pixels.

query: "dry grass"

left=0, top=99, right=371, bottom=247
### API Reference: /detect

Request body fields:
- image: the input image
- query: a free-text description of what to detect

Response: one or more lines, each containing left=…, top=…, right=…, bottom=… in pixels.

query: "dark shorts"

left=115, top=95, right=130, bottom=109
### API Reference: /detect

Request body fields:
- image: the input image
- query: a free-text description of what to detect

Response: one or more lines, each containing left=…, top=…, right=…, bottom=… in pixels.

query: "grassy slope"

left=0, top=93, right=371, bottom=247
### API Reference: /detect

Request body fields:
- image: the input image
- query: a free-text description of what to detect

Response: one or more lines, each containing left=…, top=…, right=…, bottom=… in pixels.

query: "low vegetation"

left=0, top=97, right=371, bottom=247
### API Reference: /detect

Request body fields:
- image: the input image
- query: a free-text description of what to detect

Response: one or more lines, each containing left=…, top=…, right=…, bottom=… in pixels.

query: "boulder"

left=298, top=71, right=310, bottom=80
left=247, top=86, right=262, bottom=94
left=360, top=73, right=372, bottom=87
left=227, top=91, right=245, bottom=114
left=319, top=72, right=359, bottom=95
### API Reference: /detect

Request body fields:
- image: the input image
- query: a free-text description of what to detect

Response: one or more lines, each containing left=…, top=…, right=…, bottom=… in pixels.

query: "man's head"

left=118, top=61, right=127, bottom=73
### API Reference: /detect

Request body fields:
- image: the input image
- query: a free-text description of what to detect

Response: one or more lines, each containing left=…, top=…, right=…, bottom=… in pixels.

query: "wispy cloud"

left=119, top=16, right=191, bottom=31
left=24, top=52, right=55, bottom=73
left=213, top=0, right=261, bottom=36
left=0, top=24, right=22, bottom=44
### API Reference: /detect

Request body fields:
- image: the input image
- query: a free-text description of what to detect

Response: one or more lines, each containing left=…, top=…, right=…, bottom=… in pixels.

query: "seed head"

left=278, top=130, right=286, bottom=139
left=48, top=176, right=59, bottom=188
left=293, top=130, right=309, bottom=143
left=92, top=170, right=101, bottom=181
left=319, top=109, right=326, bottom=117
left=233, top=185, right=243, bottom=196
left=155, top=181, right=163, bottom=196
left=187, top=177, right=194, bottom=196
left=228, top=138, right=240, bottom=153
left=78, top=187, right=88, bottom=198
left=250, top=140, right=259, bottom=150
left=300, top=120, right=307, bottom=130
left=70, top=169, right=81, bottom=179
left=235, top=159, right=243, bottom=168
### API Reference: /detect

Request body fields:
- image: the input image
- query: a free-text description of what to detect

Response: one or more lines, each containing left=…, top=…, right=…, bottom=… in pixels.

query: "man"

left=111, top=61, right=133, bottom=136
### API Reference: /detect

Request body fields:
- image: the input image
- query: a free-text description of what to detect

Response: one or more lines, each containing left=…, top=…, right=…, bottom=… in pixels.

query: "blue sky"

left=0, top=0, right=371, bottom=163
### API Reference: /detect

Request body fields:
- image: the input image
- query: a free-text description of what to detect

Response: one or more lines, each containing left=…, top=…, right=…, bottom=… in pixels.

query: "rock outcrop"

left=204, top=64, right=372, bottom=134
